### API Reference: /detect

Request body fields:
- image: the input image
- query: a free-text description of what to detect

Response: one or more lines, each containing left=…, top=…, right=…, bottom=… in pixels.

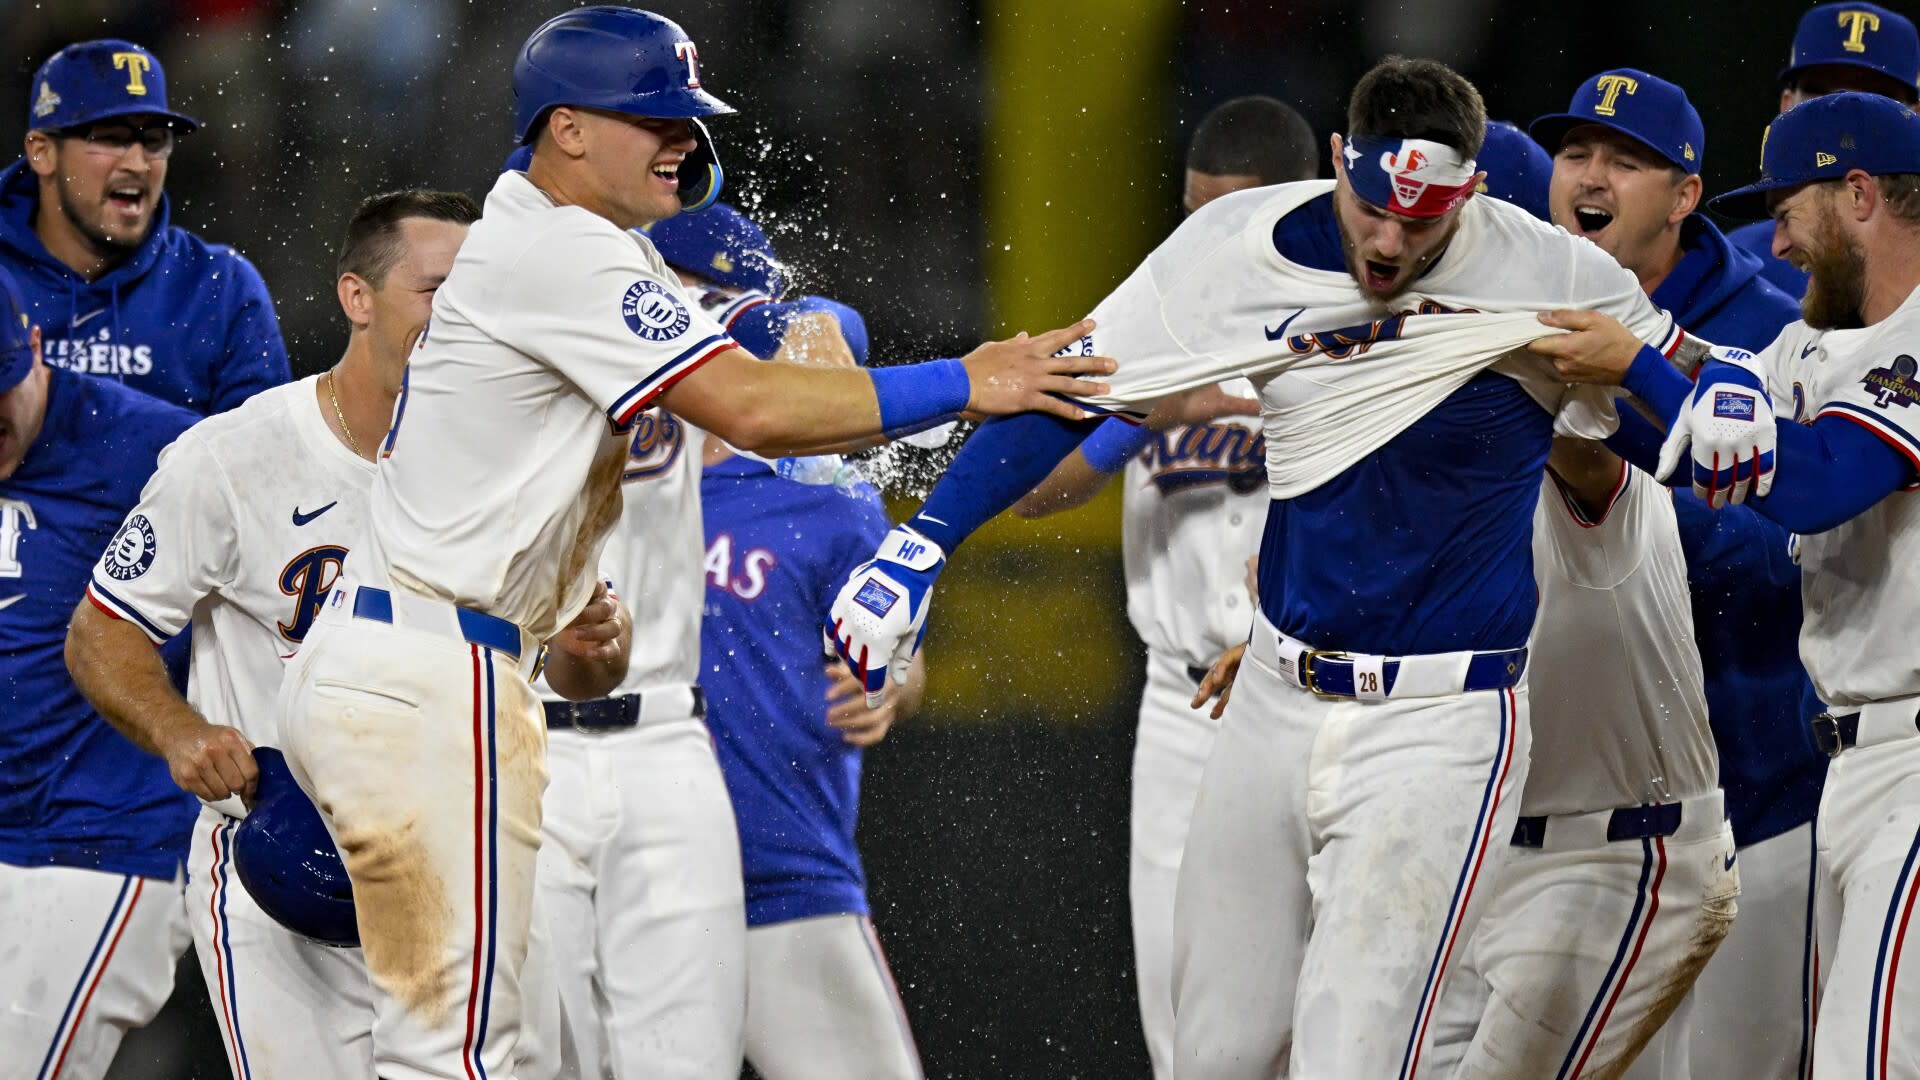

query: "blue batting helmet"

left=231, top=748, right=359, bottom=948
left=512, top=7, right=733, bottom=212
left=644, top=202, right=789, bottom=298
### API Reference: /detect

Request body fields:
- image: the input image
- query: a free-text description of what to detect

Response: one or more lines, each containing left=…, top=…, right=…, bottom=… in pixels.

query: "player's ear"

left=546, top=107, right=590, bottom=159
left=27, top=323, right=40, bottom=364
left=335, top=272, right=373, bottom=331
left=1845, top=169, right=1879, bottom=222
left=1671, top=173, right=1702, bottom=224
left=23, top=132, right=55, bottom=178
left=1329, top=133, right=1346, bottom=178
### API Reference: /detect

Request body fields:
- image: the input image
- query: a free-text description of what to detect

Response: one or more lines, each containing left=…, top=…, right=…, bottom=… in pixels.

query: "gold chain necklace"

left=325, top=369, right=362, bottom=458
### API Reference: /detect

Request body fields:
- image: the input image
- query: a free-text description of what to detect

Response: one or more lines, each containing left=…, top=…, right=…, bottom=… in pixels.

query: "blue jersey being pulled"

left=1725, top=218, right=1809, bottom=299
left=1258, top=195, right=1552, bottom=654
left=0, top=158, right=289, bottom=415
left=700, top=454, right=892, bottom=926
left=0, top=367, right=197, bottom=878
left=1654, top=213, right=1822, bottom=846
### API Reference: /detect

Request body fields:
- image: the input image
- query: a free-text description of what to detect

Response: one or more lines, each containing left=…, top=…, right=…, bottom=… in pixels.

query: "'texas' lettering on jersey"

left=1280, top=299, right=1477, bottom=360
left=278, top=545, right=347, bottom=642
left=1140, top=423, right=1266, bottom=495
left=44, top=328, right=155, bottom=377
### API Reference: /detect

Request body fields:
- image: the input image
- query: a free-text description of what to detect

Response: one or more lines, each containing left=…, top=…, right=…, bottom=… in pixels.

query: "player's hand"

left=825, top=525, right=946, bottom=708
left=1528, top=309, right=1644, bottom=385
left=825, top=660, right=900, bottom=747
left=960, top=319, right=1117, bottom=422
left=158, top=720, right=258, bottom=803
left=1144, top=383, right=1262, bottom=431
left=552, top=581, right=626, bottom=662
left=1190, top=643, right=1247, bottom=720
left=1656, top=352, right=1777, bottom=508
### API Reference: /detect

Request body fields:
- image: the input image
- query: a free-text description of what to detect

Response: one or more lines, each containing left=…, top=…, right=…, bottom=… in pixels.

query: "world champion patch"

left=101, top=514, right=156, bottom=581
left=1711, top=390, right=1756, bottom=421
left=622, top=279, right=691, bottom=343
left=1861, top=354, right=1920, bottom=410
left=853, top=578, right=900, bottom=618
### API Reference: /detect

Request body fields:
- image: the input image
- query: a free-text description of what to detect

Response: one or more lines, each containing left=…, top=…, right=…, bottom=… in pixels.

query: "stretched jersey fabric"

left=0, top=368, right=196, bottom=877
left=1059, top=183, right=1677, bottom=655
left=1753, top=285, right=1920, bottom=706
left=87, top=376, right=372, bottom=751
left=699, top=455, right=891, bottom=926
left=360, top=171, right=737, bottom=642
left=0, top=159, right=288, bottom=416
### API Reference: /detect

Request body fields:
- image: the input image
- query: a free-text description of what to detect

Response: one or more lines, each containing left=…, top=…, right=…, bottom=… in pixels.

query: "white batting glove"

left=1655, top=349, right=1777, bottom=509
left=825, top=525, right=947, bottom=708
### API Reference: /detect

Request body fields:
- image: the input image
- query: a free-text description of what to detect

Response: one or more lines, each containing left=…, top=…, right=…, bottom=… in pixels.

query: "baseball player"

left=1474, top=120, right=1553, bottom=222
left=827, top=56, right=1772, bottom=1077
left=273, top=8, right=1114, bottom=1077
left=0, top=263, right=197, bottom=1080
left=1009, top=94, right=1311, bottom=1080
left=1545, top=91, right=1920, bottom=1080
left=59, top=190, right=592, bottom=1080
left=1726, top=2, right=1920, bottom=299
left=4, top=40, right=288, bottom=415
left=696, top=289, right=927, bottom=1079
left=1531, top=68, right=1826, bottom=1077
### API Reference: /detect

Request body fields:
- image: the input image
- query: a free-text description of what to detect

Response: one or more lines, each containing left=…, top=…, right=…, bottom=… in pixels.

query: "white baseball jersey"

left=1066, top=181, right=1680, bottom=498
left=1757, top=284, right=1920, bottom=707
left=1524, top=464, right=1717, bottom=816
left=1121, top=385, right=1265, bottom=668
left=360, top=170, right=738, bottom=643
left=89, top=375, right=371, bottom=747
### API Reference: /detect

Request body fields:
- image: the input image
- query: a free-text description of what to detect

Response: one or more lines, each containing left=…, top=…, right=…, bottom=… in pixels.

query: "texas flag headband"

left=1342, top=134, right=1480, bottom=218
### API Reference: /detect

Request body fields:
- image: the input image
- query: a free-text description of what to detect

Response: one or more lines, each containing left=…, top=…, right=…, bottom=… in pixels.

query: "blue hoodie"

left=1653, top=213, right=1824, bottom=849
left=1725, top=218, right=1809, bottom=299
left=0, top=158, right=289, bottom=416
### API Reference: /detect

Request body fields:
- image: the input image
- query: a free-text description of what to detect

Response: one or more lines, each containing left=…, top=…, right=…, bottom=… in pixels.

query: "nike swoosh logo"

left=0, top=595, right=21, bottom=612
left=1724, top=851, right=1737, bottom=871
left=1800, top=342, right=1818, bottom=359
left=71, top=308, right=107, bottom=329
left=1263, top=308, right=1306, bottom=342
left=292, top=501, right=338, bottom=526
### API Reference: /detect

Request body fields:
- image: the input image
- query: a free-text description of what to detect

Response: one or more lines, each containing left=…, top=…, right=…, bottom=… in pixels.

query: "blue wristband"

left=870, top=359, right=970, bottom=438
left=1080, top=418, right=1155, bottom=472
left=1621, top=343, right=1693, bottom=424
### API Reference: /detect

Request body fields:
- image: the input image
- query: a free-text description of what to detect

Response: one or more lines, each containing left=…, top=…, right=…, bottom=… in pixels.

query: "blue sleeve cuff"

left=871, top=359, right=970, bottom=438
left=1621, top=344, right=1693, bottom=423
left=1079, top=418, right=1154, bottom=473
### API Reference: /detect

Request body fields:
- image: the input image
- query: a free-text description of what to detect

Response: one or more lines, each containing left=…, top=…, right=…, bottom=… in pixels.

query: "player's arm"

left=660, top=321, right=1112, bottom=458
left=1014, top=385, right=1262, bottom=519
left=541, top=580, right=632, bottom=702
left=66, top=602, right=258, bottom=802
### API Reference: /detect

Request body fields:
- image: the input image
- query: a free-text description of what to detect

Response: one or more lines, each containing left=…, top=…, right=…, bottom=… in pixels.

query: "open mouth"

left=1362, top=258, right=1400, bottom=292
left=650, top=162, right=680, bottom=191
left=106, top=186, right=145, bottom=217
left=1572, top=205, right=1614, bottom=235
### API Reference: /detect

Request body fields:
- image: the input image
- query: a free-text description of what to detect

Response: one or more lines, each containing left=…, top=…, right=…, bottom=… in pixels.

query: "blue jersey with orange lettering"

left=0, top=367, right=197, bottom=878
left=699, top=454, right=891, bottom=926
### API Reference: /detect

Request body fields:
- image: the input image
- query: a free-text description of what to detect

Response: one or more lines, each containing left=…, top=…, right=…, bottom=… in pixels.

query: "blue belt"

left=1510, top=802, right=1684, bottom=848
left=350, top=586, right=523, bottom=660
left=544, top=688, right=706, bottom=731
left=1299, top=647, right=1528, bottom=698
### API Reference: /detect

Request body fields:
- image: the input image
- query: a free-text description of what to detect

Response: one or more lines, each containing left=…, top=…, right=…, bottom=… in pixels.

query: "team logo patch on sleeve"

left=1711, top=390, right=1757, bottom=420
left=1861, top=354, right=1920, bottom=409
left=853, top=578, right=900, bottom=618
left=622, top=279, right=692, bottom=342
left=101, top=514, right=157, bottom=580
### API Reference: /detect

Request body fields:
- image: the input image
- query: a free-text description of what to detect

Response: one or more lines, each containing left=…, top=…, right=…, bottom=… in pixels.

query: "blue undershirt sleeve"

left=1751, top=415, right=1913, bottom=533
left=907, top=412, right=1103, bottom=552
left=1602, top=407, right=1668, bottom=477
left=1619, top=343, right=1695, bottom=424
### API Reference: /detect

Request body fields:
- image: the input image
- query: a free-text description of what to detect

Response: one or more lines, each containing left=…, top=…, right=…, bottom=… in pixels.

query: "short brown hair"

left=1877, top=173, right=1920, bottom=223
left=1347, top=56, right=1487, bottom=160
left=335, top=189, right=480, bottom=285
left=1187, top=96, right=1318, bottom=184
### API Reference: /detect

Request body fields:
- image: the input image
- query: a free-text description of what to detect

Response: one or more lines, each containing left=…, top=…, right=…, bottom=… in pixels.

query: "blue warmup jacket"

left=1656, top=213, right=1824, bottom=848
left=0, top=158, right=289, bottom=415
left=0, top=368, right=198, bottom=878
left=1724, top=218, right=1809, bottom=299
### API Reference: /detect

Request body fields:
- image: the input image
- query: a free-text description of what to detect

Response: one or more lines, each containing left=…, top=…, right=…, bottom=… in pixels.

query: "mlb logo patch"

left=853, top=578, right=900, bottom=618
left=1711, top=390, right=1756, bottom=420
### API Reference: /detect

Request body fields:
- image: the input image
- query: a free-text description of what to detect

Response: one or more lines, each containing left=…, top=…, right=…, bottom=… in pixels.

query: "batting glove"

left=826, top=525, right=947, bottom=708
left=1656, top=350, right=1777, bottom=509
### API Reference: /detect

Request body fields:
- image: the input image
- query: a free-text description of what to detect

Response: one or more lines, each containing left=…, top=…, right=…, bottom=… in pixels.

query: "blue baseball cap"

left=1710, top=91, right=1920, bottom=219
left=1780, top=3, right=1920, bottom=96
left=642, top=202, right=788, bottom=298
left=0, top=267, right=37, bottom=394
left=1530, top=68, right=1704, bottom=174
left=28, top=40, right=199, bottom=134
left=1476, top=120, right=1553, bottom=222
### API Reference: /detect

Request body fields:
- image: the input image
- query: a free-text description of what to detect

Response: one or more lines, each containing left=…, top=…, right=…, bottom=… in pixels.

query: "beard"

left=1800, top=206, right=1867, bottom=331
left=54, top=177, right=145, bottom=259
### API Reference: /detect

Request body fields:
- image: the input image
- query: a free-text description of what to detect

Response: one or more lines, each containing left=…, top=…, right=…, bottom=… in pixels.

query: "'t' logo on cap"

left=111, top=52, right=151, bottom=96
left=1840, top=9, right=1883, bottom=53
left=1594, top=74, right=1640, bottom=116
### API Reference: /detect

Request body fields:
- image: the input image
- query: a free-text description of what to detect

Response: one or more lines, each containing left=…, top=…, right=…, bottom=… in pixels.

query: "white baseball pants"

left=742, top=914, right=921, bottom=1080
